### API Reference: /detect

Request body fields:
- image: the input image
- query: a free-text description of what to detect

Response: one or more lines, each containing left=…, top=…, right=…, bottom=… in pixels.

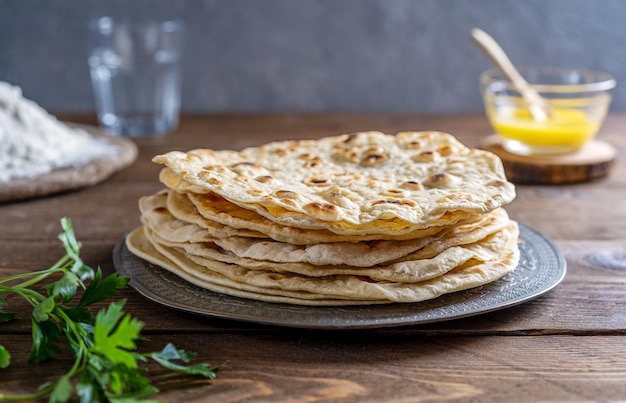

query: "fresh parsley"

left=0, top=218, right=220, bottom=402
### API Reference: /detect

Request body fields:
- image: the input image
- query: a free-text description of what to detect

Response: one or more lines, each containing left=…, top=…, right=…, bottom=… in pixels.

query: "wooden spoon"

left=471, top=28, right=548, bottom=121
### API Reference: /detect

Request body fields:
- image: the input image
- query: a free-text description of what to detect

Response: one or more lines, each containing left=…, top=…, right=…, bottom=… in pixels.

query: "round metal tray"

left=113, top=223, right=566, bottom=329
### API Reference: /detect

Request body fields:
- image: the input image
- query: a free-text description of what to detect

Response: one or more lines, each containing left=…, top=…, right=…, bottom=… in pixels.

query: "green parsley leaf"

left=32, top=296, right=56, bottom=322
left=107, top=363, right=157, bottom=397
left=63, top=306, right=95, bottom=327
left=0, top=344, right=10, bottom=368
left=58, top=217, right=80, bottom=258
left=58, top=218, right=93, bottom=282
left=50, top=375, right=73, bottom=403
left=0, top=217, right=221, bottom=401
left=148, top=343, right=220, bottom=378
left=85, top=352, right=158, bottom=401
left=29, top=318, right=62, bottom=362
left=0, top=312, right=15, bottom=322
left=78, top=268, right=129, bottom=309
left=45, top=271, right=80, bottom=303
left=76, top=370, right=101, bottom=403
left=92, top=300, right=143, bottom=368
left=70, top=258, right=95, bottom=283
left=0, top=296, right=15, bottom=323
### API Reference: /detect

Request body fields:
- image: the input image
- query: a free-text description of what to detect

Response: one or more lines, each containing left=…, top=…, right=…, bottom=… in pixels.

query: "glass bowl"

left=481, top=67, right=616, bottom=156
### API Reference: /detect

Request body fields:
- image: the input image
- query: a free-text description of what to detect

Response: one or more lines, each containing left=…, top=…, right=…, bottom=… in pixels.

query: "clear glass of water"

left=88, top=17, right=184, bottom=137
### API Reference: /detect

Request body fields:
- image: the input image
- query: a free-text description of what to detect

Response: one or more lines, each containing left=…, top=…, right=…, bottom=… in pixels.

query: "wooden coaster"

left=481, top=135, right=616, bottom=185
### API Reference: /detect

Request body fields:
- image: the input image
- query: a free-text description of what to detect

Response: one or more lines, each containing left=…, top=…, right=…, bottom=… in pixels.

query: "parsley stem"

left=0, top=255, right=70, bottom=287
left=15, top=259, right=71, bottom=289
left=56, top=308, right=89, bottom=373
left=0, top=391, right=50, bottom=401
left=1, top=218, right=220, bottom=401
left=0, top=286, right=45, bottom=307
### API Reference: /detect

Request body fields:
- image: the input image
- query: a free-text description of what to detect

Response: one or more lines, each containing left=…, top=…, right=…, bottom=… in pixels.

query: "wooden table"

left=1, top=113, right=625, bottom=402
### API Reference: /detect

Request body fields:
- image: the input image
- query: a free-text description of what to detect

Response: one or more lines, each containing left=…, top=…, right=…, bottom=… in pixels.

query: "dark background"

left=1, top=0, right=624, bottom=113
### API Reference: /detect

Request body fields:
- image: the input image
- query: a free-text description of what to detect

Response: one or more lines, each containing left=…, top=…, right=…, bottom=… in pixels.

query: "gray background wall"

left=1, top=0, right=625, bottom=113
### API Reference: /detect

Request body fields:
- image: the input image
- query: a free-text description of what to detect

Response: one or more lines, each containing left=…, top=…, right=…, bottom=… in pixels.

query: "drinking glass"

left=88, top=17, right=184, bottom=137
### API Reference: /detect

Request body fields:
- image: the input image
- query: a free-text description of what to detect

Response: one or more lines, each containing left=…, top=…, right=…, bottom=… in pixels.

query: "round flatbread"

left=126, top=227, right=385, bottom=305
left=126, top=222, right=519, bottom=305
left=166, top=177, right=478, bottom=243
left=153, top=131, right=515, bottom=236
left=141, top=190, right=512, bottom=268
left=127, top=130, right=520, bottom=307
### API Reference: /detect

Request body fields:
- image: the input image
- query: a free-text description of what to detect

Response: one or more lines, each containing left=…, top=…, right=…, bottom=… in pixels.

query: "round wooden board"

left=0, top=124, right=138, bottom=203
left=481, top=135, right=616, bottom=185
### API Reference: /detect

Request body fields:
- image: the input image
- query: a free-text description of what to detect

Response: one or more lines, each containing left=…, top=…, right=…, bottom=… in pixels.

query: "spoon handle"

left=471, top=28, right=547, bottom=121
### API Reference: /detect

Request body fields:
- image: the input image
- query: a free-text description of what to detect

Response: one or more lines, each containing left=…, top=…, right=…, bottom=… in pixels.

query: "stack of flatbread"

left=127, top=131, right=519, bottom=306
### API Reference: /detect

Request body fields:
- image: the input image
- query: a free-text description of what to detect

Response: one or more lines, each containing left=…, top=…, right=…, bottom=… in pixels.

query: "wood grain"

left=2, top=334, right=625, bottom=402
left=1, top=113, right=625, bottom=402
left=481, top=136, right=617, bottom=184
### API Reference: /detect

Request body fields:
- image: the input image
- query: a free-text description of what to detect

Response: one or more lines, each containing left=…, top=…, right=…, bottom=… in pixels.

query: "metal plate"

left=113, top=223, right=566, bottom=329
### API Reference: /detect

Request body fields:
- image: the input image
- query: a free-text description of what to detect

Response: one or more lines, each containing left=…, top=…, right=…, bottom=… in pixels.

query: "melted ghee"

left=491, top=108, right=599, bottom=148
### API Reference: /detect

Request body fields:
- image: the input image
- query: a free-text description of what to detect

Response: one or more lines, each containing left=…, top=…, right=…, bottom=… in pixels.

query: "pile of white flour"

left=0, top=81, right=119, bottom=183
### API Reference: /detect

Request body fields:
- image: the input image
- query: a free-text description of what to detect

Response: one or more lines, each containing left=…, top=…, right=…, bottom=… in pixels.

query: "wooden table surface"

left=1, top=113, right=625, bottom=402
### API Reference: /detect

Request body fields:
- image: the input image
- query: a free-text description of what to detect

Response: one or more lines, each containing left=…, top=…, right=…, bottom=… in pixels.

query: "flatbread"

left=141, top=190, right=511, bottom=268
left=150, top=221, right=517, bottom=283
left=126, top=131, right=520, bottom=307
left=141, top=191, right=266, bottom=241
left=153, top=131, right=515, bottom=235
left=126, top=224, right=519, bottom=304
left=126, top=227, right=379, bottom=305
left=167, top=177, right=479, bottom=243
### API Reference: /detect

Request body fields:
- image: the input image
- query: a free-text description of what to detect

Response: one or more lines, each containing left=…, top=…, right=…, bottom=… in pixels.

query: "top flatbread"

left=153, top=131, right=515, bottom=235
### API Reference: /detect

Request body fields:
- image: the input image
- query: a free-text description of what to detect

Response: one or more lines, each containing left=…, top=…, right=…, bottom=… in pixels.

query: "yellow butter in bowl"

left=491, top=107, right=600, bottom=153
left=481, top=67, right=615, bottom=156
